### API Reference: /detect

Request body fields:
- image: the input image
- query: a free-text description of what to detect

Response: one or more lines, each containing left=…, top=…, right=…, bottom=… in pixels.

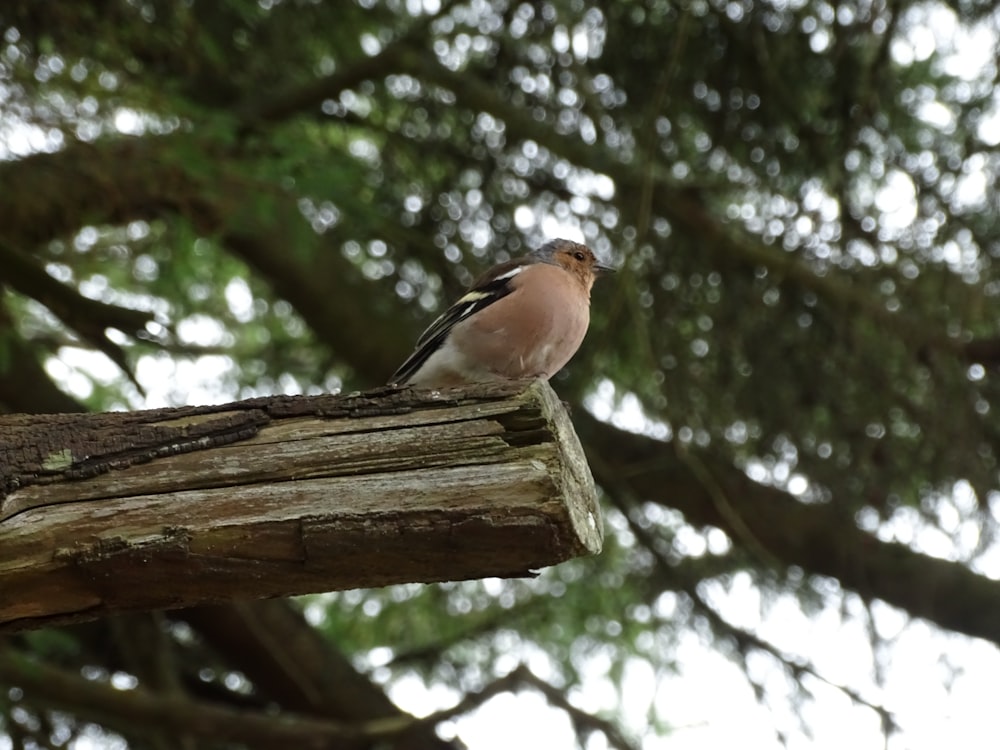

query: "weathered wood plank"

left=0, top=380, right=602, bottom=631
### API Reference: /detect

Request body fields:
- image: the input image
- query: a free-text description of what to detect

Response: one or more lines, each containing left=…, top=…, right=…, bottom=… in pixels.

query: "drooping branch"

left=0, top=645, right=410, bottom=750
left=234, top=0, right=460, bottom=126
left=0, top=243, right=158, bottom=389
left=0, top=133, right=418, bottom=384
left=0, top=303, right=87, bottom=414
left=412, top=53, right=969, bottom=361
left=176, top=600, right=458, bottom=750
left=500, top=666, right=641, bottom=750
left=577, top=411, right=1000, bottom=648
left=1, top=646, right=636, bottom=750
left=611, top=492, right=895, bottom=730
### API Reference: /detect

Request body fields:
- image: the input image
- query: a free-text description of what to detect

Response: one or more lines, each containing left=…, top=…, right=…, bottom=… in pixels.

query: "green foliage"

left=2, top=0, right=1000, bottom=747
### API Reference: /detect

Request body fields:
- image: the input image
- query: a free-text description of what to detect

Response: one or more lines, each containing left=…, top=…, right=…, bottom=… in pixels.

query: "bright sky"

left=383, top=569, right=1000, bottom=750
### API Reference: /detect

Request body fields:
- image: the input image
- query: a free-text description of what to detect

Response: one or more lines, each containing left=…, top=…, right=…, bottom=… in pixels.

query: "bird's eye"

left=573, top=251, right=586, bottom=262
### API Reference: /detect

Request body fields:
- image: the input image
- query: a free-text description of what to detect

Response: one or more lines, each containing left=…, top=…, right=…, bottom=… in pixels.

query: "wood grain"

left=0, top=380, right=602, bottom=631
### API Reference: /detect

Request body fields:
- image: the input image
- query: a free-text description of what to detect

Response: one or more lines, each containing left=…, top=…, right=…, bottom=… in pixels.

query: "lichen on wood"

left=0, top=380, right=602, bottom=631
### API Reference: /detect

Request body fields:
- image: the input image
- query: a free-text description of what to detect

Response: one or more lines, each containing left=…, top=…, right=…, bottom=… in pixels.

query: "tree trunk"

left=1, top=380, right=602, bottom=631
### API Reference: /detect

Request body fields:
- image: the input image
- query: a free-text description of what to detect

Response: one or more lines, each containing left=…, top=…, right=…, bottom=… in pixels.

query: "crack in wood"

left=0, top=382, right=540, bottom=501
left=0, top=380, right=602, bottom=630
left=54, top=527, right=194, bottom=564
left=1, top=412, right=271, bottom=499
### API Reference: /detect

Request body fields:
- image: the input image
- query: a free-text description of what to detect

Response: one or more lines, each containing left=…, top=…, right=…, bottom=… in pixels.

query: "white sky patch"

left=929, top=7, right=998, bottom=80
left=384, top=590, right=1000, bottom=750
left=405, top=0, right=441, bottom=15
left=0, top=121, right=59, bottom=158
left=513, top=205, right=535, bottom=230
left=892, top=23, right=936, bottom=65
left=551, top=26, right=571, bottom=55
left=619, top=657, right=657, bottom=732
left=875, top=170, right=918, bottom=230
left=135, top=353, right=235, bottom=407
left=787, top=474, right=809, bottom=496
left=892, top=4, right=1000, bottom=145
left=176, top=314, right=230, bottom=347
left=917, top=100, right=955, bottom=131
left=112, top=108, right=145, bottom=136
left=954, top=166, right=988, bottom=209
left=540, top=214, right=584, bottom=243
left=224, top=277, right=256, bottom=323
left=44, top=352, right=97, bottom=400
left=977, top=103, right=1000, bottom=146
left=453, top=690, right=577, bottom=749
left=652, top=639, right=784, bottom=750
left=571, top=27, right=591, bottom=59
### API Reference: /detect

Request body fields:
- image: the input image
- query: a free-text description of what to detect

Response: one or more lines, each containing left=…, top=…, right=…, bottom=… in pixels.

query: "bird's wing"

left=389, top=260, right=526, bottom=385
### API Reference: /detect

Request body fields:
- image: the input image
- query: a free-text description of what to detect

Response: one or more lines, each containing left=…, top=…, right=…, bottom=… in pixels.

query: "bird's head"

left=535, top=239, right=615, bottom=291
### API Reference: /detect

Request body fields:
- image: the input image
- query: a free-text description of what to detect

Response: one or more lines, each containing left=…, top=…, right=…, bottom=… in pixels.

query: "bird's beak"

left=593, top=261, right=616, bottom=275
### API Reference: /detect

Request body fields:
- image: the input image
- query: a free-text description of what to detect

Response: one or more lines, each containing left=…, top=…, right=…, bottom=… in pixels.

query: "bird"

left=389, top=239, right=614, bottom=388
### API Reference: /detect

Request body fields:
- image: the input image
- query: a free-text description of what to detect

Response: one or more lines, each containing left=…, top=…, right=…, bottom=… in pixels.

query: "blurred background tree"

left=2, top=0, right=1000, bottom=747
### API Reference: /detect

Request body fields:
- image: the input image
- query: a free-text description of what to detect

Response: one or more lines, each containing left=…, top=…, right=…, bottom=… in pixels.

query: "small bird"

left=389, top=239, right=614, bottom=387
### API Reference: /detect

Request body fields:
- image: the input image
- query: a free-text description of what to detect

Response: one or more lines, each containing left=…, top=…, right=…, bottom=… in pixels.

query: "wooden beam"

left=0, top=380, right=602, bottom=631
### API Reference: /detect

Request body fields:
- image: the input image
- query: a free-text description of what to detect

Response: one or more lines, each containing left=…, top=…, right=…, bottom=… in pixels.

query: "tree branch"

left=577, top=411, right=1000, bottom=648
left=0, top=134, right=416, bottom=386
left=414, top=53, right=967, bottom=361
left=0, top=648, right=637, bottom=750
left=504, top=665, right=641, bottom=750
left=177, top=600, right=460, bottom=750
left=0, top=243, right=159, bottom=390
left=395, top=664, right=639, bottom=750
left=0, top=302, right=87, bottom=414
left=0, top=645, right=409, bottom=749
left=235, top=0, right=460, bottom=126
left=613, top=492, right=896, bottom=730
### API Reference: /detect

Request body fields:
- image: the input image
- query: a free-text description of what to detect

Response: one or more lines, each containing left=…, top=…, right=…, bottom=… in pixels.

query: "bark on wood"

left=0, top=380, right=602, bottom=631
